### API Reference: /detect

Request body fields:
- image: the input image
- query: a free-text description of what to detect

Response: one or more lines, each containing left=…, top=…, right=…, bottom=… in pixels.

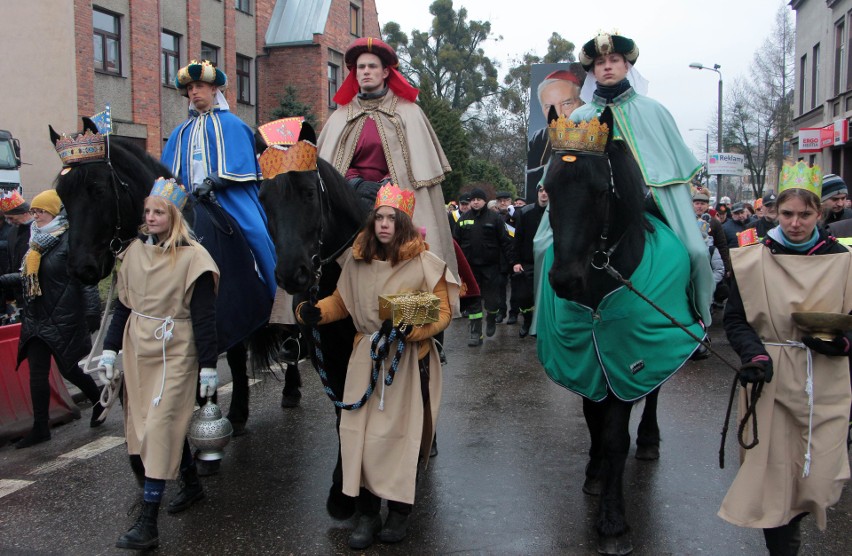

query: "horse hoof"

left=597, top=533, right=633, bottom=555
left=635, top=444, right=660, bottom=461
left=230, top=421, right=248, bottom=437
left=582, top=477, right=602, bottom=496
left=280, top=391, right=301, bottom=408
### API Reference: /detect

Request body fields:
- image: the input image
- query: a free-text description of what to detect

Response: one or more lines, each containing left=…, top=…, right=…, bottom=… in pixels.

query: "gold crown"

left=547, top=115, right=609, bottom=153
left=259, top=141, right=318, bottom=179
left=54, top=129, right=106, bottom=166
left=375, top=183, right=415, bottom=218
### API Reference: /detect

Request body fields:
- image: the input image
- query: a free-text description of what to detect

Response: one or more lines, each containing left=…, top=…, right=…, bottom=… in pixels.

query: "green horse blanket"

left=536, top=214, right=702, bottom=401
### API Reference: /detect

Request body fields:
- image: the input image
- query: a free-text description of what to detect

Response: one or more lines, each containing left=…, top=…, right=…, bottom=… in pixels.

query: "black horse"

left=540, top=108, right=700, bottom=555
left=258, top=125, right=367, bottom=518
left=51, top=117, right=285, bottom=436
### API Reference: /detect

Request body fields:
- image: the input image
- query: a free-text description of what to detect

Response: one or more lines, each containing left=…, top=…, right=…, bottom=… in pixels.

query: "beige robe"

left=316, top=242, right=459, bottom=504
left=317, top=90, right=459, bottom=288
left=719, top=244, right=852, bottom=530
left=118, top=240, right=219, bottom=480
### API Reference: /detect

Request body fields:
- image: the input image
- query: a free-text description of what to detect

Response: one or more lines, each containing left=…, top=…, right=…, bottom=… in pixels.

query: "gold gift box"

left=378, top=292, right=440, bottom=326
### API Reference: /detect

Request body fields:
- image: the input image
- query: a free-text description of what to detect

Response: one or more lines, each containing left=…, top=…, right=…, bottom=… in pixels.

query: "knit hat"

left=469, top=188, right=488, bottom=201
left=0, top=190, right=29, bottom=215
left=821, top=174, right=848, bottom=201
left=30, top=189, right=62, bottom=216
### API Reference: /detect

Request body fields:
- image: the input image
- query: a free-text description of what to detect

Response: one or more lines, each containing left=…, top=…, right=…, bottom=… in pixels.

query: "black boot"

left=485, top=313, right=497, bottom=337
left=379, top=510, right=410, bottom=543
left=167, top=465, right=205, bottom=514
left=468, top=318, right=483, bottom=346
left=349, top=513, right=382, bottom=550
left=116, top=500, right=159, bottom=550
left=15, top=422, right=51, bottom=449
left=763, top=520, right=802, bottom=556
left=519, top=311, right=532, bottom=338
left=506, top=313, right=518, bottom=325
left=90, top=400, right=106, bottom=428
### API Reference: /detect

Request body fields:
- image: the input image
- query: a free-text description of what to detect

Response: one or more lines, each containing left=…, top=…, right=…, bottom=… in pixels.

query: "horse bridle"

left=589, top=152, right=622, bottom=271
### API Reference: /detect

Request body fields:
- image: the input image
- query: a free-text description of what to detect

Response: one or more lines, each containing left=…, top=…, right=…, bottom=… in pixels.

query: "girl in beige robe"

left=722, top=183, right=852, bottom=554
left=297, top=184, right=459, bottom=550
left=102, top=183, right=219, bottom=551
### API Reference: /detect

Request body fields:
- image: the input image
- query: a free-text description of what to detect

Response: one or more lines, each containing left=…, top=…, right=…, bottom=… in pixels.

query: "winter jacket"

left=453, top=207, right=513, bottom=267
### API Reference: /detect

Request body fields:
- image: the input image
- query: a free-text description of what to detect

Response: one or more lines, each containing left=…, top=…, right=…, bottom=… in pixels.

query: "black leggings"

left=25, top=337, right=100, bottom=425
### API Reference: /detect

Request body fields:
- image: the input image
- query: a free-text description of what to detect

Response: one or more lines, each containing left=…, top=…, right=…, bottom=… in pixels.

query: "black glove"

left=297, top=302, right=322, bottom=326
left=802, top=335, right=851, bottom=357
left=195, top=175, right=227, bottom=198
left=738, top=358, right=773, bottom=387
left=86, top=314, right=101, bottom=334
left=379, top=318, right=393, bottom=338
left=0, top=273, right=20, bottom=289
left=396, top=323, right=412, bottom=340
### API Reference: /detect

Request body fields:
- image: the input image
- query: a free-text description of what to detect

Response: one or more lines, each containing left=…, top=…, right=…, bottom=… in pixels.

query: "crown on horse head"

left=375, top=183, right=415, bottom=218
left=259, top=141, right=317, bottom=180
left=150, top=177, right=189, bottom=210
left=54, top=128, right=107, bottom=166
left=547, top=115, right=609, bottom=153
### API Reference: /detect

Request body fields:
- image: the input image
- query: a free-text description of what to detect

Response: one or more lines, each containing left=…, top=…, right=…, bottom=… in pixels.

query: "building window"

left=799, top=54, right=807, bottom=114
left=811, top=43, right=820, bottom=110
left=201, top=43, right=219, bottom=66
left=235, top=0, right=251, bottom=14
left=328, top=63, right=340, bottom=109
left=162, top=31, right=180, bottom=86
left=236, top=55, right=251, bottom=104
left=835, top=19, right=846, bottom=96
left=93, top=8, right=121, bottom=75
left=350, top=3, right=362, bottom=37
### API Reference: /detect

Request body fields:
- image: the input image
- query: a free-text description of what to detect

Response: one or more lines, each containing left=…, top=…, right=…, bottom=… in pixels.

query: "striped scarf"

left=22, top=215, right=69, bottom=300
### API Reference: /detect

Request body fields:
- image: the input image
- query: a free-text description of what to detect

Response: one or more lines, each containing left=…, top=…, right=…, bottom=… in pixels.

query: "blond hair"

left=139, top=196, right=198, bottom=264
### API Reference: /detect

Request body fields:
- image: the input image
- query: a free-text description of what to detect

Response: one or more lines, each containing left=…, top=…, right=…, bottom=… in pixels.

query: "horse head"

left=51, top=117, right=167, bottom=284
left=258, top=124, right=365, bottom=294
left=544, top=107, right=648, bottom=303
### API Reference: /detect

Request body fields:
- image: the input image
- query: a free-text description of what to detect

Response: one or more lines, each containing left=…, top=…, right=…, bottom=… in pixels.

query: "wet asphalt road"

left=1, top=316, right=851, bottom=555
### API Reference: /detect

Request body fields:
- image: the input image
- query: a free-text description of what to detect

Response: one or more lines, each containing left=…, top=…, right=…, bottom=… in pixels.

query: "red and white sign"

left=799, top=126, right=834, bottom=153
left=834, top=119, right=848, bottom=145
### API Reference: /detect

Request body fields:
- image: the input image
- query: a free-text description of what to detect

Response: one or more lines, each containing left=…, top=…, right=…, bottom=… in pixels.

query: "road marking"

left=0, top=479, right=35, bottom=499
left=60, top=436, right=126, bottom=460
left=217, top=378, right=261, bottom=395
left=29, top=459, right=74, bottom=476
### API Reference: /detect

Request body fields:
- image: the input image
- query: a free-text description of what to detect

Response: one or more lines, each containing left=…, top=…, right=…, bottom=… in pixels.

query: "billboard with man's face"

left=526, top=62, right=586, bottom=203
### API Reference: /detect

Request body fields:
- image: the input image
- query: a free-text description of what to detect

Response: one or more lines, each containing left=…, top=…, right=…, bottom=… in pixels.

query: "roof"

left=265, top=0, right=334, bottom=47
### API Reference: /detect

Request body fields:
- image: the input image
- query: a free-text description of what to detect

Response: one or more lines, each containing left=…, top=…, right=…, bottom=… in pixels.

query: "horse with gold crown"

left=536, top=108, right=704, bottom=554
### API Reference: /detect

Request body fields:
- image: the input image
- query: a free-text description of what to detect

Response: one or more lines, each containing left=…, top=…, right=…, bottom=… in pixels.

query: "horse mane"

left=606, top=141, right=652, bottom=235
left=317, top=156, right=368, bottom=228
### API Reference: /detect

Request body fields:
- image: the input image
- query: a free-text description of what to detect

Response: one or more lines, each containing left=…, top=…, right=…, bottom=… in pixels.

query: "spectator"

left=511, top=183, right=548, bottom=337
left=821, top=174, right=852, bottom=226
left=723, top=202, right=750, bottom=248
left=745, top=193, right=778, bottom=239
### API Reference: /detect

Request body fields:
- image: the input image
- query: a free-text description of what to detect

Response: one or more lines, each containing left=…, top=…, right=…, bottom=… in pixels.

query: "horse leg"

left=582, top=397, right=606, bottom=496
left=226, top=343, right=249, bottom=436
left=635, top=387, right=661, bottom=460
left=280, top=363, right=302, bottom=408
left=596, top=396, right=634, bottom=555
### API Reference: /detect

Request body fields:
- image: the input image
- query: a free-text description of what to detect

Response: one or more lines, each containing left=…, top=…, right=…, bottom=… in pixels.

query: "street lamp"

left=689, top=62, right=723, bottom=154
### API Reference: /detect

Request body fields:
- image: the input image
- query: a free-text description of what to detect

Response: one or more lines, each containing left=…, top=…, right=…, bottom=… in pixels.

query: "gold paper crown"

left=547, top=115, right=609, bottom=153
left=778, top=161, right=822, bottom=198
left=259, top=141, right=318, bottom=180
left=54, top=129, right=106, bottom=166
left=375, top=183, right=415, bottom=218
left=150, top=177, right=189, bottom=210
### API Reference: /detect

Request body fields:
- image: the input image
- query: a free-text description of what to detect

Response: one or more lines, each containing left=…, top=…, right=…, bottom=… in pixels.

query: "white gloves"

left=100, top=350, right=118, bottom=381
left=199, top=367, right=218, bottom=398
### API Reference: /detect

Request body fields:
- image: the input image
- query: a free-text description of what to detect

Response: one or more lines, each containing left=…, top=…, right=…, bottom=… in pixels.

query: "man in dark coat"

left=745, top=192, right=779, bottom=239
left=495, top=191, right=516, bottom=324
left=510, top=183, right=548, bottom=337
left=723, top=202, right=750, bottom=248
left=454, top=188, right=514, bottom=345
left=0, top=191, right=33, bottom=316
left=821, top=174, right=852, bottom=226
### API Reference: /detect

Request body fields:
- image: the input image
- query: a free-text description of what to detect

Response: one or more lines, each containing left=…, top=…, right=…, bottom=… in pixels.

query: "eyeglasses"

left=28, top=208, right=46, bottom=216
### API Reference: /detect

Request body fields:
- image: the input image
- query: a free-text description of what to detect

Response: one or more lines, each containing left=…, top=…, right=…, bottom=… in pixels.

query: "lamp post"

left=690, top=62, right=723, bottom=195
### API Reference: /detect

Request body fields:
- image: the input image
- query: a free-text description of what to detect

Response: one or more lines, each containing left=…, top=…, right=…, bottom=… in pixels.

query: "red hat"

left=544, top=69, right=582, bottom=86
left=333, top=37, right=419, bottom=105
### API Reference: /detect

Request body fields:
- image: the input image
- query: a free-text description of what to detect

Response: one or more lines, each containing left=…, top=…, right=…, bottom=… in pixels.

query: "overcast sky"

left=373, top=0, right=790, bottom=160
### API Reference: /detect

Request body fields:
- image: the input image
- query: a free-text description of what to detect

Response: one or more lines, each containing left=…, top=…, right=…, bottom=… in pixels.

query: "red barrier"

left=0, top=323, right=80, bottom=444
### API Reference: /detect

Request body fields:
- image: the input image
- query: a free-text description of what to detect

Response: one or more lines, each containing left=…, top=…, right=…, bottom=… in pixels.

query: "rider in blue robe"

left=162, top=60, right=277, bottom=300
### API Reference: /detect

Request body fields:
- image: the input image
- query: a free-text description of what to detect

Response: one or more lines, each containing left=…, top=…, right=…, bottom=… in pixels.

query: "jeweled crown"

left=150, top=177, right=189, bottom=210
left=259, top=141, right=318, bottom=180
left=778, top=161, right=822, bottom=198
left=54, top=129, right=106, bottom=166
left=375, top=183, right=415, bottom=218
left=547, top=115, right=609, bottom=153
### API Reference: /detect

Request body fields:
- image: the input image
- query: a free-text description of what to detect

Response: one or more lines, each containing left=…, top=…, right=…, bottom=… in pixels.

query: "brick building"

left=0, top=0, right=380, bottom=194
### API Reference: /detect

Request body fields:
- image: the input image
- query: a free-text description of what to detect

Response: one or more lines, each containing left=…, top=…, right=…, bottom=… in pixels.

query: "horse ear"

left=298, top=122, right=317, bottom=145
left=547, top=105, right=559, bottom=125
left=599, top=107, right=615, bottom=145
left=254, top=130, right=268, bottom=155
left=82, top=117, right=99, bottom=134
left=49, top=125, right=62, bottom=146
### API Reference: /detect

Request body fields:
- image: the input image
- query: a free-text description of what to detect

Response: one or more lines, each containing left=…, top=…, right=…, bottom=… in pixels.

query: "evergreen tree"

left=271, top=86, right=318, bottom=129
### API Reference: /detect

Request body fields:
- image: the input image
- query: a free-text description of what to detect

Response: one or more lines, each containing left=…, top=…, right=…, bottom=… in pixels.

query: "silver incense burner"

left=188, top=399, right=233, bottom=461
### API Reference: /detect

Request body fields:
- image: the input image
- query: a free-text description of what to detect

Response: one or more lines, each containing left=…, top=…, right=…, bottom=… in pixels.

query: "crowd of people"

left=1, top=30, right=850, bottom=556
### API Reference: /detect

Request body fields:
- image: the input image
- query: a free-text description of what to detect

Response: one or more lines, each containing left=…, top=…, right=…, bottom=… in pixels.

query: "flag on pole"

left=90, top=104, right=112, bottom=135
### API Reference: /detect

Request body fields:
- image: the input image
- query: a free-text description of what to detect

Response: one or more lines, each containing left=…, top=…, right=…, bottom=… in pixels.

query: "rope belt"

left=132, top=311, right=187, bottom=407
left=764, top=340, right=815, bottom=477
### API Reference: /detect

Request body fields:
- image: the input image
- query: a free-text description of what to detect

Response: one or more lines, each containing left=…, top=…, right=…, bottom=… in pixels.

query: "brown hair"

left=139, top=196, right=198, bottom=264
left=776, top=188, right=821, bottom=213
left=356, top=207, right=419, bottom=266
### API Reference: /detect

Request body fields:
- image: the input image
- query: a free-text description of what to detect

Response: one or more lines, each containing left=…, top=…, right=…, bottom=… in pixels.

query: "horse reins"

left=591, top=153, right=758, bottom=468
